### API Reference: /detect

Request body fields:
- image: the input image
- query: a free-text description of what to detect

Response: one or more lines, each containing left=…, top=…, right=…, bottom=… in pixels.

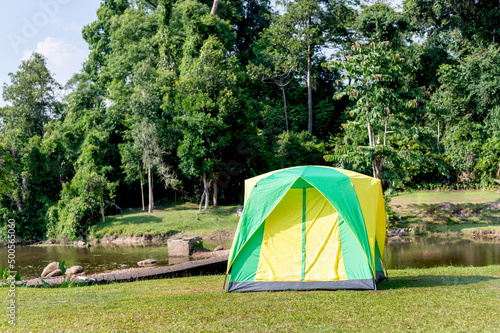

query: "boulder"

left=41, top=262, right=60, bottom=277
left=46, top=269, right=63, bottom=277
left=236, top=205, right=243, bottom=217
left=213, top=245, right=224, bottom=251
left=167, top=237, right=202, bottom=257
left=74, top=240, right=86, bottom=247
left=387, top=227, right=411, bottom=237
left=65, top=266, right=84, bottom=276
left=138, top=259, right=156, bottom=267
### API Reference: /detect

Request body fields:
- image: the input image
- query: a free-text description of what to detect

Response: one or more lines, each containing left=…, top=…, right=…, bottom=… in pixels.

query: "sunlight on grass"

left=1, top=265, right=499, bottom=332
left=391, top=190, right=500, bottom=205
left=92, top=203, right=240, bottom=239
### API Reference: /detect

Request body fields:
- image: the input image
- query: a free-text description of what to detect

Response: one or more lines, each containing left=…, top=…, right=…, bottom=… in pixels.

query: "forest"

left=0, top=0, right=499, bottom=241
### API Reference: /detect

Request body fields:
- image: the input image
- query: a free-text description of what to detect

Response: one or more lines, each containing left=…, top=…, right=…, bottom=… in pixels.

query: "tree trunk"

left=199, top=174, right=210, bottom=211
left=140, top=171, right=145, bottom=211
left=213, top=173, right=218, bottom=208
left=307, top=42, right=313, bottom=136
left=366, top=90, right=373, bottom=147
left=199, top=189, right=206, bottom=212
left=437, top=120, right=440, bottom=151
left=15, top=190, right=22, bottom=211
left=100, top=196, right=105, bottom=223
left=210, top=0, right=219, bottom=15
left=148, top=164, right=154, bottom=213
left=281, top=85, right=289, bottom=132
left=367, top=120, right=373, bottom=148
left=383, top=116, right=388, bottom=146
left=204, top=174, right=210, bottom=210
left=372, top=156, right=383, bottom=180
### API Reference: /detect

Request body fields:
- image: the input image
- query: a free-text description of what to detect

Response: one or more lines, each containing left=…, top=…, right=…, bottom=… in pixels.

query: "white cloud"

left=22, top=36, right=87, bottom=85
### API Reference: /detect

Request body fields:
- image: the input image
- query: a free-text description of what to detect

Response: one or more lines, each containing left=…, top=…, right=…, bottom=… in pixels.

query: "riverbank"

left=85, top=202, right=239, bottom=246
left=87, top=190, right=500, bottom=244
left=389, top=190, right=500, bottom=239
left=2, top=265, right=499, bottom=332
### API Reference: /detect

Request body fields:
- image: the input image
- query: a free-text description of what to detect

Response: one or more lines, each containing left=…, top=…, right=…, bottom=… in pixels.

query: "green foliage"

left=274, top=131, right=325, bottom=168
left=0, top=267, right=20, bottom=282
left=434, top=43, right=500, bottom=186
left=58, top=260, right=67, bottom=276
left=0, top=53, right=62, bottom=240
left=175, top=35, right=239, bottom=182
left=325, top=40, right=423, bottom=181
left=47, top=128, right=118, bottom=240
left=403, top=0, right=500, bottom=44
left=2, top=0, right=500, bottom=241
left=354, top=3, right=408, bottom=46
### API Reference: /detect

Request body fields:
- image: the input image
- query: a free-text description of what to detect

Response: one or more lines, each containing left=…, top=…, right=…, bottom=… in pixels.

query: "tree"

left=2, top=53, right=61, bottom=147
left=403, top=0, right=500, bottom=45
left=0, top=53, right=62, bottom=239
left=354, top=3, right=408, bottom=46
left=325, top=41, right=422, bottom=180
left=248, top=37, right=299, bottom=132
left=260, top=0, right=355, bottom=135
left=432, top=43, right=500, bottom=185
left=175, top=36, right=238, bottom=209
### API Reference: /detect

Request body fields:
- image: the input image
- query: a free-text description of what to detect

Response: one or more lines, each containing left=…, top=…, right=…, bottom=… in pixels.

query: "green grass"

left=391, top=190, right=500, bottom=205
left=389, top=190, right=500, bottom=236
left=91, top=202, right=240, bottom=240
left=1, top=266, right=499, bottom=332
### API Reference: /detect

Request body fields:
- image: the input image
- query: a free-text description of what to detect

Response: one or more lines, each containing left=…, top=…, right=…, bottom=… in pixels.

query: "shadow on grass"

left=103, top=214, right=164, bottom=226
left=378, top=275, right=499, bottom=290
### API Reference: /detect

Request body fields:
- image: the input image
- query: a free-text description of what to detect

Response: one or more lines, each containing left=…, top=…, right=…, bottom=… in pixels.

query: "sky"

left=0, top=0, right=102, bottom=105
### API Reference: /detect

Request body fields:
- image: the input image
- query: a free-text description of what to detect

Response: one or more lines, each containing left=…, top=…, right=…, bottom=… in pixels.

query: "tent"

left=225, top=166, right=387, bottom=292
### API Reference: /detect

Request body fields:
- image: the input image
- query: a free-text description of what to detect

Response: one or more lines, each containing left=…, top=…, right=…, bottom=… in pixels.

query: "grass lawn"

left=390, top=189, right=500, bottom=205
left=92, top=202, right=240, bottom=241
left=1, top=265, right=499, bottom=332
left=389, top=190, right=500, bottom=236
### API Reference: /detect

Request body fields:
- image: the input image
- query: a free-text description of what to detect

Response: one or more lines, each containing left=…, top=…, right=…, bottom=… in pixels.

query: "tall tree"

left=260, top=0, right=355, bottom=135
left=175, top=36, right=239, bottom=209
left=403, top=0, right=500, bottom=44
left=0, top=53, right=61, bottom=239
left=2, top=53, right=61, bottom=146
left=325, top=41, right=422, bottom=180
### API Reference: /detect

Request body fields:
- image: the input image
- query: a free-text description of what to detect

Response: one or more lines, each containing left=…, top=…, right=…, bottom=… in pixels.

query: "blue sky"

left=0, top=0, right=102, bottom=105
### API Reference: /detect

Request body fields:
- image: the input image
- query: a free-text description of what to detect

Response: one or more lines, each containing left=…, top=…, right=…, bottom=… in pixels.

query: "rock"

left=192, top=249, right=231, bottom=259
left=74, top=240, right=86, bottom=247
left=442, top=203, right=453, bottom=211
left=236, top=205, right=243, bottom=217
left=387, top=227, right=411, bottom=237
left=137, top=259, right=156, bottom=267
left=121, top=264, right=129, bottom=269
left=41, top=262, right=60, bottom=277
left=46, top=269, right=63, bottom=277
left=167, top=237, right=202, bottom=257
left=213, top=245, right=224, bottom=251
left=65, top=266, right=84, bottom=276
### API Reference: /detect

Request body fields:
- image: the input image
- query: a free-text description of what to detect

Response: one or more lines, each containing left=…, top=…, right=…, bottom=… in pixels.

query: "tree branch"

left=143, top=0, right=157, bottom=9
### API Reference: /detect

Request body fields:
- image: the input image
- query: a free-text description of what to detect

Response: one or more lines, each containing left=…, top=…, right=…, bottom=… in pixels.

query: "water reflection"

left=0, top=244, right=184, bottom=280
left=385, top=237, right=500, bottom=269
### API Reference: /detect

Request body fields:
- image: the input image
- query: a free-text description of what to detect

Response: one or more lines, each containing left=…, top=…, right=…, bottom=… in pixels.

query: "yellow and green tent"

left=226, top=166, right=387, bottom=292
